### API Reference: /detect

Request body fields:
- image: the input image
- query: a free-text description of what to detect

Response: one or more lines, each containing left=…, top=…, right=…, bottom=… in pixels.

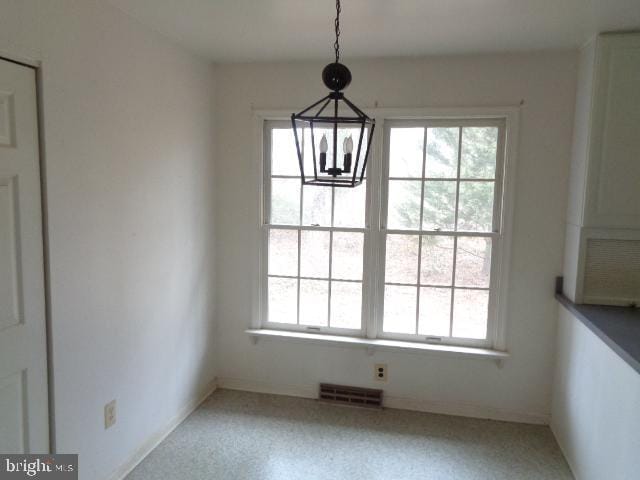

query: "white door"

left=0, top=59, right=49, bottom=453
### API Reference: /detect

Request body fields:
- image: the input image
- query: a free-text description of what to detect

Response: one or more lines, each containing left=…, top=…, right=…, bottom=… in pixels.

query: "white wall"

left=1, top=1, right=217, bottom=479
left=214, top=53, right=578, bottom=423
left=551, top=306, right=640, bottom=479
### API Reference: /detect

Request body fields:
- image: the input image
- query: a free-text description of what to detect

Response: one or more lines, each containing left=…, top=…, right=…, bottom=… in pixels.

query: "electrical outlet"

left=104, top=400, right=116, bottom=429
left=374, top=363, right=387, bottom=382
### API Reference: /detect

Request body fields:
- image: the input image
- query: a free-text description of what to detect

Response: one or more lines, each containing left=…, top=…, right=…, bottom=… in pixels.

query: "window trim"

left=252, top=107, right=520, bottom=353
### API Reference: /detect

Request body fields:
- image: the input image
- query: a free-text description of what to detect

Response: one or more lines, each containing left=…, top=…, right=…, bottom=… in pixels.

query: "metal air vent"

left=319, top=383, right=383, bottom=409
left=583, top=238, right=640, bottom=306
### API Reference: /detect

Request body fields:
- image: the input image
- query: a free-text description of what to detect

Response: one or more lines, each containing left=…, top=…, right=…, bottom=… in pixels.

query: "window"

left=380, top=121, right=505, bottom=348
left=260, top=115, right=510, bottom=350
left=262, top=121, right=369, bottom=335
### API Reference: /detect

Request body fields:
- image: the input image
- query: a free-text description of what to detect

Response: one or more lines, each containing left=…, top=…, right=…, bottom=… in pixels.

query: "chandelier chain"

left=334, top=0, right=341, bottom=62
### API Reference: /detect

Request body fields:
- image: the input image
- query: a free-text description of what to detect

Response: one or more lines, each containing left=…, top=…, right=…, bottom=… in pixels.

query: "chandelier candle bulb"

left=320, top=134, right=328, bottom=172
left=343, top=135, right=353, bottom=173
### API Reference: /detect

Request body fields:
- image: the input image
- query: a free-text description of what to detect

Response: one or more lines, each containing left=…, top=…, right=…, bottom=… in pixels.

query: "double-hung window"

left=262, top=121, right=370, bottom=335
left=260, top=114, right=511, bottom=351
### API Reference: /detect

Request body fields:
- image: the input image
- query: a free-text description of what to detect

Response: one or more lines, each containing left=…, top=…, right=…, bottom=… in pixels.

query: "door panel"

left=0, top=176, right=21, bottom=330
left=0, top=371, right=25, bottom=452
left=0, top=58, right=48, bottom=453
left=0, top=91, right=15, bottom=147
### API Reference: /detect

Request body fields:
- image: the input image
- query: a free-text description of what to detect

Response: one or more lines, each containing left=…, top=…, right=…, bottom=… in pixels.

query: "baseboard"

left=383, top=394, right=549, bottom=425
left=217, top=376, right=549, bottom=425
left=550, top=420, right=579, bottom=479
left=106, top=377, right=218, bottom=480
left=218, top=376, right=317, bottom=399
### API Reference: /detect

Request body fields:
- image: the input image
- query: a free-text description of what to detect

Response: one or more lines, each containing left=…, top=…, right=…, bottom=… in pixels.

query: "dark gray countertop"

left=556, top=293, right=640, bottom=374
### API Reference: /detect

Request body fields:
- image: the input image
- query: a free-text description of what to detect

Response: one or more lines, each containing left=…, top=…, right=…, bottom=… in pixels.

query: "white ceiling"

left=106, top=0, right=640, bottom=62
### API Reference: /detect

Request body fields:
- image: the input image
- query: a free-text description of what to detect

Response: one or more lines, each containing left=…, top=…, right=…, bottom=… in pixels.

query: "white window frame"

left=252, top=107, right=519, bottom=352
left=259, top=119, right=372, bottom=337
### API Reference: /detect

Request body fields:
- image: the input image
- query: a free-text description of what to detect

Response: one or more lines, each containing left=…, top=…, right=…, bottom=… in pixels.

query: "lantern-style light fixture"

left=291, top=0, right=375, bottom=187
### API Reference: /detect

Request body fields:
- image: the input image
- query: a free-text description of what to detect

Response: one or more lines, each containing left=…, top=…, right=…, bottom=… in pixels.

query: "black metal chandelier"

left=291, top=0, right=375, bottom=188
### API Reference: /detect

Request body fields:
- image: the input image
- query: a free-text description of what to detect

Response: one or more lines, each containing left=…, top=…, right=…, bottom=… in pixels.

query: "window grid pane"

left=419, top=287, right=451, bottom=336
left=330, top=280, right=362, bottom=329
left=267, top=223, right=366, bottom=329
left=385, top=234, right=420, bottom=284
left=421, top=235, right=455, bottom=286
left=383, top=285, right=417, bottom=334
left=387, top=180, right=422, bottom=230
left=460, top=127, right=498, bottom=179
left=331, top=232, right=364, bottom=280
left=425, top=127, right=459, bottom=178
left=457, top=180, right=495, bottom=232
left=271, top=129, right=300, bottom=176
left=300, top=230, right=330, bottom=278
left=268, top=277, right=298, bottom=325
left=385, top=232, right=493, bottom=290
left=389, top=128, right=425, bottom=178
left=383, top=124, right=499, bottom=341
left=266, top=125, right=367, bottom=331
left=422, top=180, right=457, bottom=230
left=452, top=288, right=490, bottom=339
left=271, top=178, right=300, bottom=225
left=268, top=229, right=298, bottom=276
left=299, top=279, right=329, bottom=327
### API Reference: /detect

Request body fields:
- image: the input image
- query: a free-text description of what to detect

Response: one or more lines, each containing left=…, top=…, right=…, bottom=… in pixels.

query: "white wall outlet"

left=104, top=399, right=116, bottom=429
left=374, top=363, right=387, bottom=382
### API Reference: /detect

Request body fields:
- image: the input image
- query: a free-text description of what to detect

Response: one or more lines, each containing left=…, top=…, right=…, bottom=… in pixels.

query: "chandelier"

left=291, top=0, right=375, bottom=187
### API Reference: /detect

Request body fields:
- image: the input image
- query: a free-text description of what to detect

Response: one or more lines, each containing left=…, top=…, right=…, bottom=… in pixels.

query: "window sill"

left=245, top=329, right=509, bottom=366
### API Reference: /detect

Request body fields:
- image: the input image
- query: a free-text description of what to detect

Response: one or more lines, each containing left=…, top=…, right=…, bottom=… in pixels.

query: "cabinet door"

left=585, top=34, right=640, bottom=228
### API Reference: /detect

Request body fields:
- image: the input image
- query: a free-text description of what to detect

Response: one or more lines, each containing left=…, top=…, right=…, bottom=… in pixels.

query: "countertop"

left=556, top=293, right=640, bottom=375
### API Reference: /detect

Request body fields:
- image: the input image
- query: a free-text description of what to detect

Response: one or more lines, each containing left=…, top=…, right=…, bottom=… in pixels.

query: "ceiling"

left=106, top=0, right=640, bottom=62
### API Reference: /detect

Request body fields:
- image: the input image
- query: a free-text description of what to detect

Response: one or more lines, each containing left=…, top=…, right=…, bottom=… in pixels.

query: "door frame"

left=0, top=52, right=54, bottom=453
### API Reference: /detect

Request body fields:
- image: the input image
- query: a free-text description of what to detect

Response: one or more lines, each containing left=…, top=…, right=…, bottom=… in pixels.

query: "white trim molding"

left=253, top=105, right=520, bottom=352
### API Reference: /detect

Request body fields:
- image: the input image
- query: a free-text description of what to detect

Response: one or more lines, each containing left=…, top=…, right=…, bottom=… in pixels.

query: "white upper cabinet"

left=583, top=33, right=640, bottom=228
left=563, top=33, right=640, bottom=304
